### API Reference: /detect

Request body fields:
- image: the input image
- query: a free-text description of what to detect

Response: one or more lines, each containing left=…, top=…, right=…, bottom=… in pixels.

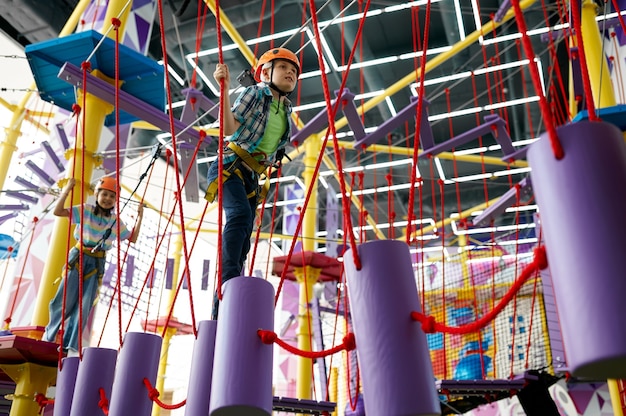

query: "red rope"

left=112, top=15, right=124, bottom=350
left=406, top=1, right=431, bottom=244
left=510, top=0, right=564, bottom=159
left=77, top=60, right=91, bottom=355
left=35, top=393, right=53, bottom=414
left=569, top=0, right=599, bottom=122
left=274, top=0, right=371, bottom=304
left=215, top=0, right=225, bottom=302
left=143, top=378, right=187, bottom=410
left=258, top=330, right=355, bottom=359
left=412, top=246, right=547, bottom=334
left=155, top=0, right=195, bottom=319
left=98, top=387, right=109, bottom=415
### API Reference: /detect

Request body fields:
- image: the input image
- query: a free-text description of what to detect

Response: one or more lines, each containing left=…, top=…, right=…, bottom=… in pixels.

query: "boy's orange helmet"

left=95, top=176, right=118, bottom=193
left=254, top=48, right=300, bottom=82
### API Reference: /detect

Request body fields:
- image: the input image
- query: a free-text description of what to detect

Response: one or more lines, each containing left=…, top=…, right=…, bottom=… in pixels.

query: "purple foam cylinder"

left=184, top=320, right=218, bottom=416
left=527, top=120, right=626, bottom=379
left=108, top=332, right=162, bottom=416
left=53, top=357, right=80, bottom=416
left=69, top=348, right=117, bottom=416
left=343, top=240, right=440, bottom=416
left=209, top=277, right=274, bottom=416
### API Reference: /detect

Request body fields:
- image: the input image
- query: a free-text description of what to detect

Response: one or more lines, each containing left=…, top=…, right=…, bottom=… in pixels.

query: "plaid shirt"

left=221, top=84, right=292, bottom=164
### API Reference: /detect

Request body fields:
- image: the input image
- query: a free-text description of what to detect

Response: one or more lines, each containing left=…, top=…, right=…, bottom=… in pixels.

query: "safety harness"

left=204, top=142, right=273, bottom=204
left=64, top=243, right=106, bottom=281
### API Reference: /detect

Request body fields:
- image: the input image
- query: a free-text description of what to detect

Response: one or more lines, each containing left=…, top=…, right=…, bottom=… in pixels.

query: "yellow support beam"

left=0, top=363, right=58, bottom=416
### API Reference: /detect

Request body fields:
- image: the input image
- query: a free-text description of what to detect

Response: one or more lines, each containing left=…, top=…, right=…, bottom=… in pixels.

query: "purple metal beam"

left=40, top=140, right=65, bottom=173
left=0, top=212, right=18, bottom=226
left=420, top=114, right=505, bottom=158
left=24, top=160, right=55, bottom=186
left=290, top=99, right=338, bottom=145
left=494, top=0, right=511, bottom=22
left=354, top=96, right=424, bottom=149
left=58, top=62, right=202, bottom=143
left=340, top=89, right=366, bottom=142
left=14, top=176, right=44, bottom=194
left=472, top=177, right=532, bottom=226
left=502, top=144, right=529, bottom=162
left=0, top=204, right=30, bottom=211
left=4, top=191, right=38, bottom=204
left=56, top=123, right=70, bottom=150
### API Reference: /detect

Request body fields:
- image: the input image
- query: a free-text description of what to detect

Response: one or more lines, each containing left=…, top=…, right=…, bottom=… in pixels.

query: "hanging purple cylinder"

left=209, top=277, right=274, bottom=416
left=344, top=240, right=440, bottom=416
left=108, top=332, right=162, bottom=416
left=184, top=320, right=217, bottom=416
left=53, top=357, right=80, bottom=416
left=69, top=348, right=117, bottom=416
left=528, top=120, right=626, bottom=379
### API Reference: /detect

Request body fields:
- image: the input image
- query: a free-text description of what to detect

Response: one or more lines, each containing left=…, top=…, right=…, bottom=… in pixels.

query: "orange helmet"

left=254, top=48, right=300, bottom=82
left=95, top=176, right=118, bottom=194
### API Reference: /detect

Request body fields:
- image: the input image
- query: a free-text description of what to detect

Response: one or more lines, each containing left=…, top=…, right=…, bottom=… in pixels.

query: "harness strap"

left=204, top=165, right=245, bottom=203
left=204, top=144, right=272, bottom=203
left=227, top=142, right=267, bottom=174
left=73, top=243, right=106, bottom=258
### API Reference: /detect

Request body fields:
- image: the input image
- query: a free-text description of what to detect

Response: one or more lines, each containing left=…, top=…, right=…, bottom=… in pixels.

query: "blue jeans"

left=207, top=161, right=258, bottom=318
left=43, top=247, right=104, bottom=351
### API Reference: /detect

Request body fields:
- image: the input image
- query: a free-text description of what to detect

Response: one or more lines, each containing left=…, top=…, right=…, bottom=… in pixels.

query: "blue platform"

left=572, top=104, right=626, bottom=131
left=25, top=30, right=164, bottom=126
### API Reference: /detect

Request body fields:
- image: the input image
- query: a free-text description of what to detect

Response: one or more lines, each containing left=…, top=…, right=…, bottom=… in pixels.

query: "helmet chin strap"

left=266, top=65, right=295, bottom=97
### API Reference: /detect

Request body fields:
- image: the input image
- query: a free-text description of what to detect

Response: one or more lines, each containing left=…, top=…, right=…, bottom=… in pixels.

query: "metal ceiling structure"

left=0, top=0, right=585, bottom=249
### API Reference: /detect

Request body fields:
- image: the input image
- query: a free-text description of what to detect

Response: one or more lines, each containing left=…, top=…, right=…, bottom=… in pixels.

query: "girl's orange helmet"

left=254, top=48, right=300, bottom=82
left=95, top=176, right=118, bottom=193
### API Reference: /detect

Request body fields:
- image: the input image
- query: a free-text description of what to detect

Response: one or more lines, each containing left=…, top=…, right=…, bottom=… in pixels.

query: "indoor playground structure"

left=1, top=0, right=626, bottom=415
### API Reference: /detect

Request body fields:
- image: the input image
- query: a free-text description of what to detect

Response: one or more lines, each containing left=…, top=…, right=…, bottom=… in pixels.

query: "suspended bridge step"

left=272, top=396, right=335, bottom=415
left=437, top=378, right=526, bottom=396
left=0, top=328, right=59, bottom=381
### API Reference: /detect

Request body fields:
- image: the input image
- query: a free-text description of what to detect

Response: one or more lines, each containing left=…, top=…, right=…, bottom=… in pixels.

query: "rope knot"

left=411, top=311, right=436, bottom=333
left=258, top=329, right=277, bottom=344
left=71, top=104, right=81, bottom=114
left=80, top=61, right=92, bottom=71
left=111, top=18, right=121, bottom=28
left=343, top=333, right=356, bottom=351
left=34, top=393, right=48, bottom=407
left=143, top=378, right=160, bottom=401
left=97, top=388, right=109, bottom=411
left=533, top=245, right=548, bottom=270
left=148, top=388, right=160, bottom=400
left=199, top=129, right=207, bottom=139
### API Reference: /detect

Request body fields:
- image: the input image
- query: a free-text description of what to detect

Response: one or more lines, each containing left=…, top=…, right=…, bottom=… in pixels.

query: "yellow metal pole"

left=578, top=1, right=622, bottom=413
left=31, top=78, right=114, bottom=327
left=293, top=131, right=323, bottom=406
left=293, top=265, right=321, bottom=410
left=579, top=0, right=616, bottom=108
left=0, top=363, right=58, bottom=416
left=31, top=0, right=129, bottom=329
left=151, top=327, right=178, bottom=416
left=608, top=379, right=625, bottom=416
left=151, top=231, right=183, bottom=416
left=328, top=367, right=338, bottom=416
